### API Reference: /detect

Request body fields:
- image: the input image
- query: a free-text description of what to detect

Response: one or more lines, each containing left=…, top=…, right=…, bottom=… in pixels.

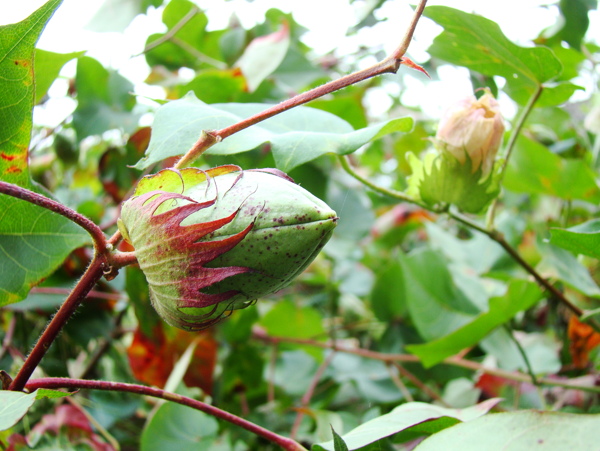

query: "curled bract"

left=118, top=165, right=337, bottom=331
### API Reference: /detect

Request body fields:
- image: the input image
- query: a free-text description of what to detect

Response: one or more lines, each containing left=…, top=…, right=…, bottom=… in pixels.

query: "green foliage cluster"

left=1, top=0, right=600, bottom=450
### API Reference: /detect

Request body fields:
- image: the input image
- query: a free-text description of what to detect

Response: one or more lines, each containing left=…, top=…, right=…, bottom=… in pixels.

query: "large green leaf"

left=537, top=240, right=600, bottom=298
left=0, top=0, right=90, bottom=307
left=312, top=399, right=499, bottom=451
left=73, top=56, right=140, bottom=139
left=140, top=402, right=219, bottom=451
left=259, top=299, right=325, bottom=360
left=406, top=280, right=542, bottom=368
left=0, top=194, right=90, bottom=306
left=34, top=49, right=84, bottom=104
left=0, top=390, right=37, bottom=431
left=424, top=6, right=566, bottom=106
left=0, top=0, right=62, bottom=187
left=549, top=219, right=600, bottom=261
left=399, top=249, right=480, bottom=341
left=503, top=136, right=600, bottom=203
left=414, top=410, right=600, bottom=451
left=135, top=93, right=413, bottom=172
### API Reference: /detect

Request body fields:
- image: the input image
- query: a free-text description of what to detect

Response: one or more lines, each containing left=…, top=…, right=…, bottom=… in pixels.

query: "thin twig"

left=486, top=84, right=544, bottom=228
left=25, top=378, right=309, bottom=451
left=391, top=362, right=448, bottom=406
left=290, top=352, right=336, bottom=440
left=0, top=181, right=108, bottom=255
left=141, top=5, right=200, bottom=54
left=174, top=0, right=429, bottom=168
left=503, top=325, right=538, bottom=386
left=253, top=331, right=600, bottom=394
left=30, top=287, right=125, bottom=302
left=386, top=362, right=414, bottom=402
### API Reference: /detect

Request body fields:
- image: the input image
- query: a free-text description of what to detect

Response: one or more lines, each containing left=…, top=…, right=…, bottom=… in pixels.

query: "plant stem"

left=253, top=331, right=600, bottom=395
left=175, top=0, right=428, bottom=168
left=9, top=257, right=106, bottom=392
left=499, top=85, right=543, bottom=180
left=25, top=378, right=309, bottom=451
left=486, top=84, right=544, bottom=228
left=338, top=155, right=427, bottom=206
left=0, top=181, right=108, bottom=255
left=504, top=324, right=538, bottom=386
left=290, top=352, right=336, bottom=440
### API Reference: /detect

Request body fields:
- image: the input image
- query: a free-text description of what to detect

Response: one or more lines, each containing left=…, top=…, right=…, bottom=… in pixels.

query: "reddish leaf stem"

left=0, top=181, right=108, bottom=254
left=25, top=377, right=309, bottom=451
left=9, top=257, right=106, bottom=392
left=175, top=0, right=428, bottom=169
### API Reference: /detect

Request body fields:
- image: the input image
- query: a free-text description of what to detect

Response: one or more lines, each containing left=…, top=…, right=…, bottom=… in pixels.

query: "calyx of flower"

left=406, top=91, right=504, bottom=214
left=118, top=165, right=337, bottom=331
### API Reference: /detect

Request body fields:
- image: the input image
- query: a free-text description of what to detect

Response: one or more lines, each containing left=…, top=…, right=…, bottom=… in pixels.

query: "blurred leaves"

left=424, top=6, right=582, bottom=106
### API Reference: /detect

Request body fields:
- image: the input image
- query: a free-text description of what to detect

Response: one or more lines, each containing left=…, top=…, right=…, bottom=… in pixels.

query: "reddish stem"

left=25, top=377, right=309, bottom=451
left=175, top=0, right=428, bottom=169
left=0, top=181, right=108, bottom=254
left=9, top=258, right=107, bottom=391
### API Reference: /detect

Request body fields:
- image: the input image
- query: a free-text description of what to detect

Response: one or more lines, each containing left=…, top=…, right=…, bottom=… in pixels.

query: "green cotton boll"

left=118, top=165, right=337, bottom=331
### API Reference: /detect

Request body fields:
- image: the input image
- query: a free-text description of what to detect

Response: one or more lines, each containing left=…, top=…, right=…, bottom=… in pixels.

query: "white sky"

left=2, top=0, right=598, bottom=124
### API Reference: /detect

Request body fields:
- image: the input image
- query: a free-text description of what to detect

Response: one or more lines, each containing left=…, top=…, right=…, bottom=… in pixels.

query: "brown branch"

left=9, top=257, right=107, bottom=392
left=0, top=181, right=108, bottom=255
left=25, top=378, right=309, bottom=451
left=253, top=331, right=600, bottom=395
left=174, top=0, right=429, bottom=169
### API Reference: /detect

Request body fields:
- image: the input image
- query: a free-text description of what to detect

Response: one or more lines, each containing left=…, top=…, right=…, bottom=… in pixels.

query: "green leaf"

left=0, top=390, right=37, bottom=431
left=34, top=49, right=84, bottom=104
left=144, top=0, right=210, bottom=70
left=331, top=427, right=350, bottom=451
left=35, top=389, right=73, bottom=399
left=140, top=402, right=219, bottom=451
left=413, top=410, right=600, bottom=451
left=135, top=93, right=413, bottom=172
left=424, top=6, right=562, bottom=105
left=536, top=240, right=600, bottom=298
left=234, top=23, right=290, bottom=92
left=406, top=280, right=542, bottom=368
left=176, top=69, right=247, bottom=103
left=312, top=399, right=499, bottom=451
left=370, top=261, right=406, bottom=321
left=503, top=136, right=600, bottom=203
left=399, top=249, right=480, bottom=341
left=0, top=194, right=90, bottom=306
left=549, top=219, right=600, bottom=260
left=557, top=0, right=594, bottom=49
left=259, top=300, right=325, bottom=360
left=73, top=56, right=140, bottom=139
left=0, top=0, right=62, bottom=187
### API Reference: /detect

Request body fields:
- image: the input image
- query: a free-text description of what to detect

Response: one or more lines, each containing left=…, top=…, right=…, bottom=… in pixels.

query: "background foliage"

left=1, top=0, right=600, bottom=450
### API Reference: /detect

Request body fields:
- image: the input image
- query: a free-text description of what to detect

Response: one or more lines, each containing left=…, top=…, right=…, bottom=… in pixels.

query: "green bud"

left=118, top=165, right=337, bottom=331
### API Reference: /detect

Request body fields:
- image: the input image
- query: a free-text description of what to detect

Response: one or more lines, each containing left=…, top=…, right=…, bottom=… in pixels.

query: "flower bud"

left=435, top=91, right=504, bottom=179
left=118, top=165, right=337, bottom=331
left=406, top=91, right=504, bottom=214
